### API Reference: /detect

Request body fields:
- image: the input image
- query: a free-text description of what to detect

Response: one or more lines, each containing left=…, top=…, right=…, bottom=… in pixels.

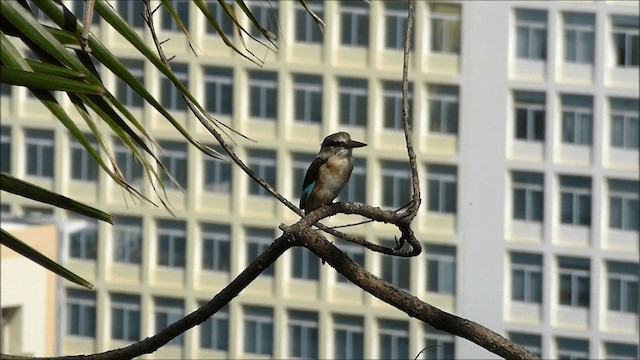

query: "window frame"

left=66, top=289, right=97, bottom=338
left=428, top=85, right=459, bottom=135
left=430, top=4, right=461, bottom=54
left=111, top=294, right=141, bottom=342
left=247, top=150, right=277, bottom=196
left=340, top=2, right=370, bottom=47
left=25, top=129, right=55, bottom=178
left=293, top=75, right=323, bottom=124
left=156, top=220, right=187, bottom=268
left=427, top=165, right=458, bottom=214
left=113, top=216, right=142, bottom=265
left=563, top=13, right=595, bottom=64
left=338, top=78, right=368, bottom=128
left=70, top=135, right=99, bottom=182
left=381, top=161, right=411, bottom=209
left=201, top=224, right=231, bottom=273
left=243, top=306, right=274, bottom=356
left=203, top=67, right=233, bottom=116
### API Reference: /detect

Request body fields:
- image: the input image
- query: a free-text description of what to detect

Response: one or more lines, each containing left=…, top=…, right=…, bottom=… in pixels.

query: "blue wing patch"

left=300, top=181, right=316, bottom=208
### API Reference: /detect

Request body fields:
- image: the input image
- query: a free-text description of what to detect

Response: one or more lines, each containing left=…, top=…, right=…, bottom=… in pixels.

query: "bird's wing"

left=300, top=156, right=326, bottom=209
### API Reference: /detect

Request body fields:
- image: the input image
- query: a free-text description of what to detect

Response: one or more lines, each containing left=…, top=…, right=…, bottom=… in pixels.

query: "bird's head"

left=320, top=132, right=367, bottom=152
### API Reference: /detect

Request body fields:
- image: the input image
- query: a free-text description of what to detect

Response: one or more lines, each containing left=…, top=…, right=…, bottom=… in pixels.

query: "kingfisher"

left=300, top=132, right=367, bottom=214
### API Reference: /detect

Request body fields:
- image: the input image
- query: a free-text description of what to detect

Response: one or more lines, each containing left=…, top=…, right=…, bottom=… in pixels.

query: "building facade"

left=0, top=0, right=638, bottom=359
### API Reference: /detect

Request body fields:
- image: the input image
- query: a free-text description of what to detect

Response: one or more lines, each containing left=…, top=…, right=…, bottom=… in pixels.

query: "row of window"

left=514, top=92, right=639, bottom=150
left=6, top=73, right=637, bottom=152
left=1, top=126, right=458, bottom=212
left=508, top=331, right=638, bottom=360
left=157, top=0, right=460, bottom=55
left=3, top=127, right=637, bottom=232
left=66, top=289, right=455, bottom=359
left=516, top=9, right=639, bottom=67
left=511, top=172, right=639, bottom=231
left=1, top=64, right=460, bottom=133
left=65, top=216, right=457, bottom=295
left=49, top=1, right=640, bottom=71
left=510, top=252, right=638, bottom=314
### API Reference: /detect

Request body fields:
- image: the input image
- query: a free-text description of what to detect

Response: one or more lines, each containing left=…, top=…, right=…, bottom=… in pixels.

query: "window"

left=200, top=305, right=229, bottom=350
left=155, top=297, right=184, bottom=346
left=340, top=158, right=366, bottom=204
left=383, top=81, right=413, bottom=130
left=340, top=1, right=369, bottom=47
left=514, top=91, right=545, bottom=141
left=428, top=84, right=459, bottom=135
left=564, top=12, right=595, bottom=64
left=510, top=252, right=542, bottom=303
left=113, top=216, right=142, bottom=265
left=605, top=342, right=639, bottom=360
left=1, top=126, right=11, bottom=173
left=339, top=78, right=368, bottom=127
left=161, top=63, right=188, bottom=111
left=249, top=71, right=278, bottom=120
left=115, top=59, right=144, bottom=108
left=70, top=220, right=98, bottom=261
left=561, top=95, right=593, bottom=146
left=66, top=289, right=96, bottom=338
left=247, top=150, right=276, bottom=196
left=294, top=74, right=323, bottom=124
left=560, top=176, right=591, bottom=226
left=607, top=261, right=638, bottom=313
left=512, top=171, right=544, bottom=222
left=244, top=306, right=273, bottom=356
left=249, top=0, right=279, bottom=39
left=379, top=319, right=409, bottom=360
left=333, top=315, right=364, bottom=359
left=161, top=0, right=189, bottom=31
left=288, top=311, right=319, bottom=359
left=0, top=82, right=11, bottom=98
left=612, top=16, right=639, bottom=67
left=609, top=180, right=639, bottom=231
left=246, top=228, right=275, bottom=276
left=425, top=325, right=455, bottom=360
left=430, top=3, right=461, bottom=54
left=556, top=337, right=589, bottom=360
left=205, top=1, right=234, bottom=37
left=157, top=220, right=186, bottom=268
left=335, top=239, right=365, bottom=284
left=117, top=1, right=145, bottom=29
left=204, top=147, right=232, bottom=193
left=385, top=2, right=413, bottom=50
left=70, top=135, right=99, bottom=182
left=427, top=165, right=457, bottom=214
left=72, top=1, right=100, bottom=24
left=111, top=294, right=141, bottom=341
left=292, top=153, right=316, bottom=200
left=114, top=138, right=143, bottom=185
left=610, top=98, right=639, bottom=150
left=202, top=223, right=231, bottom=272
left=382, top=241, right=410, bottom=290
left=427, top=245, right=456, bottom=295
left=204, top=67, right=233, bottom=116
left=381, top=161, right=411, bottom=209
left=25, top=129, right=54, bottom=178
left=159, top=141, right=188, bottom=189
left=295, top=0, right=323, bottom=44
left=292, top=247, right=320, bottom=281
left=509, top=333, right=541, bottom=358
left=23, top=206, right=53, bottom=219
left=516, top=9, right=547, bottom=60
left=558, top=257, right=590, bottom=308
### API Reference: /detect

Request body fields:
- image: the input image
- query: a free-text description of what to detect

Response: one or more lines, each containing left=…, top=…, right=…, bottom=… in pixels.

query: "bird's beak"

left=346, top=139, right=367, bottom=149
